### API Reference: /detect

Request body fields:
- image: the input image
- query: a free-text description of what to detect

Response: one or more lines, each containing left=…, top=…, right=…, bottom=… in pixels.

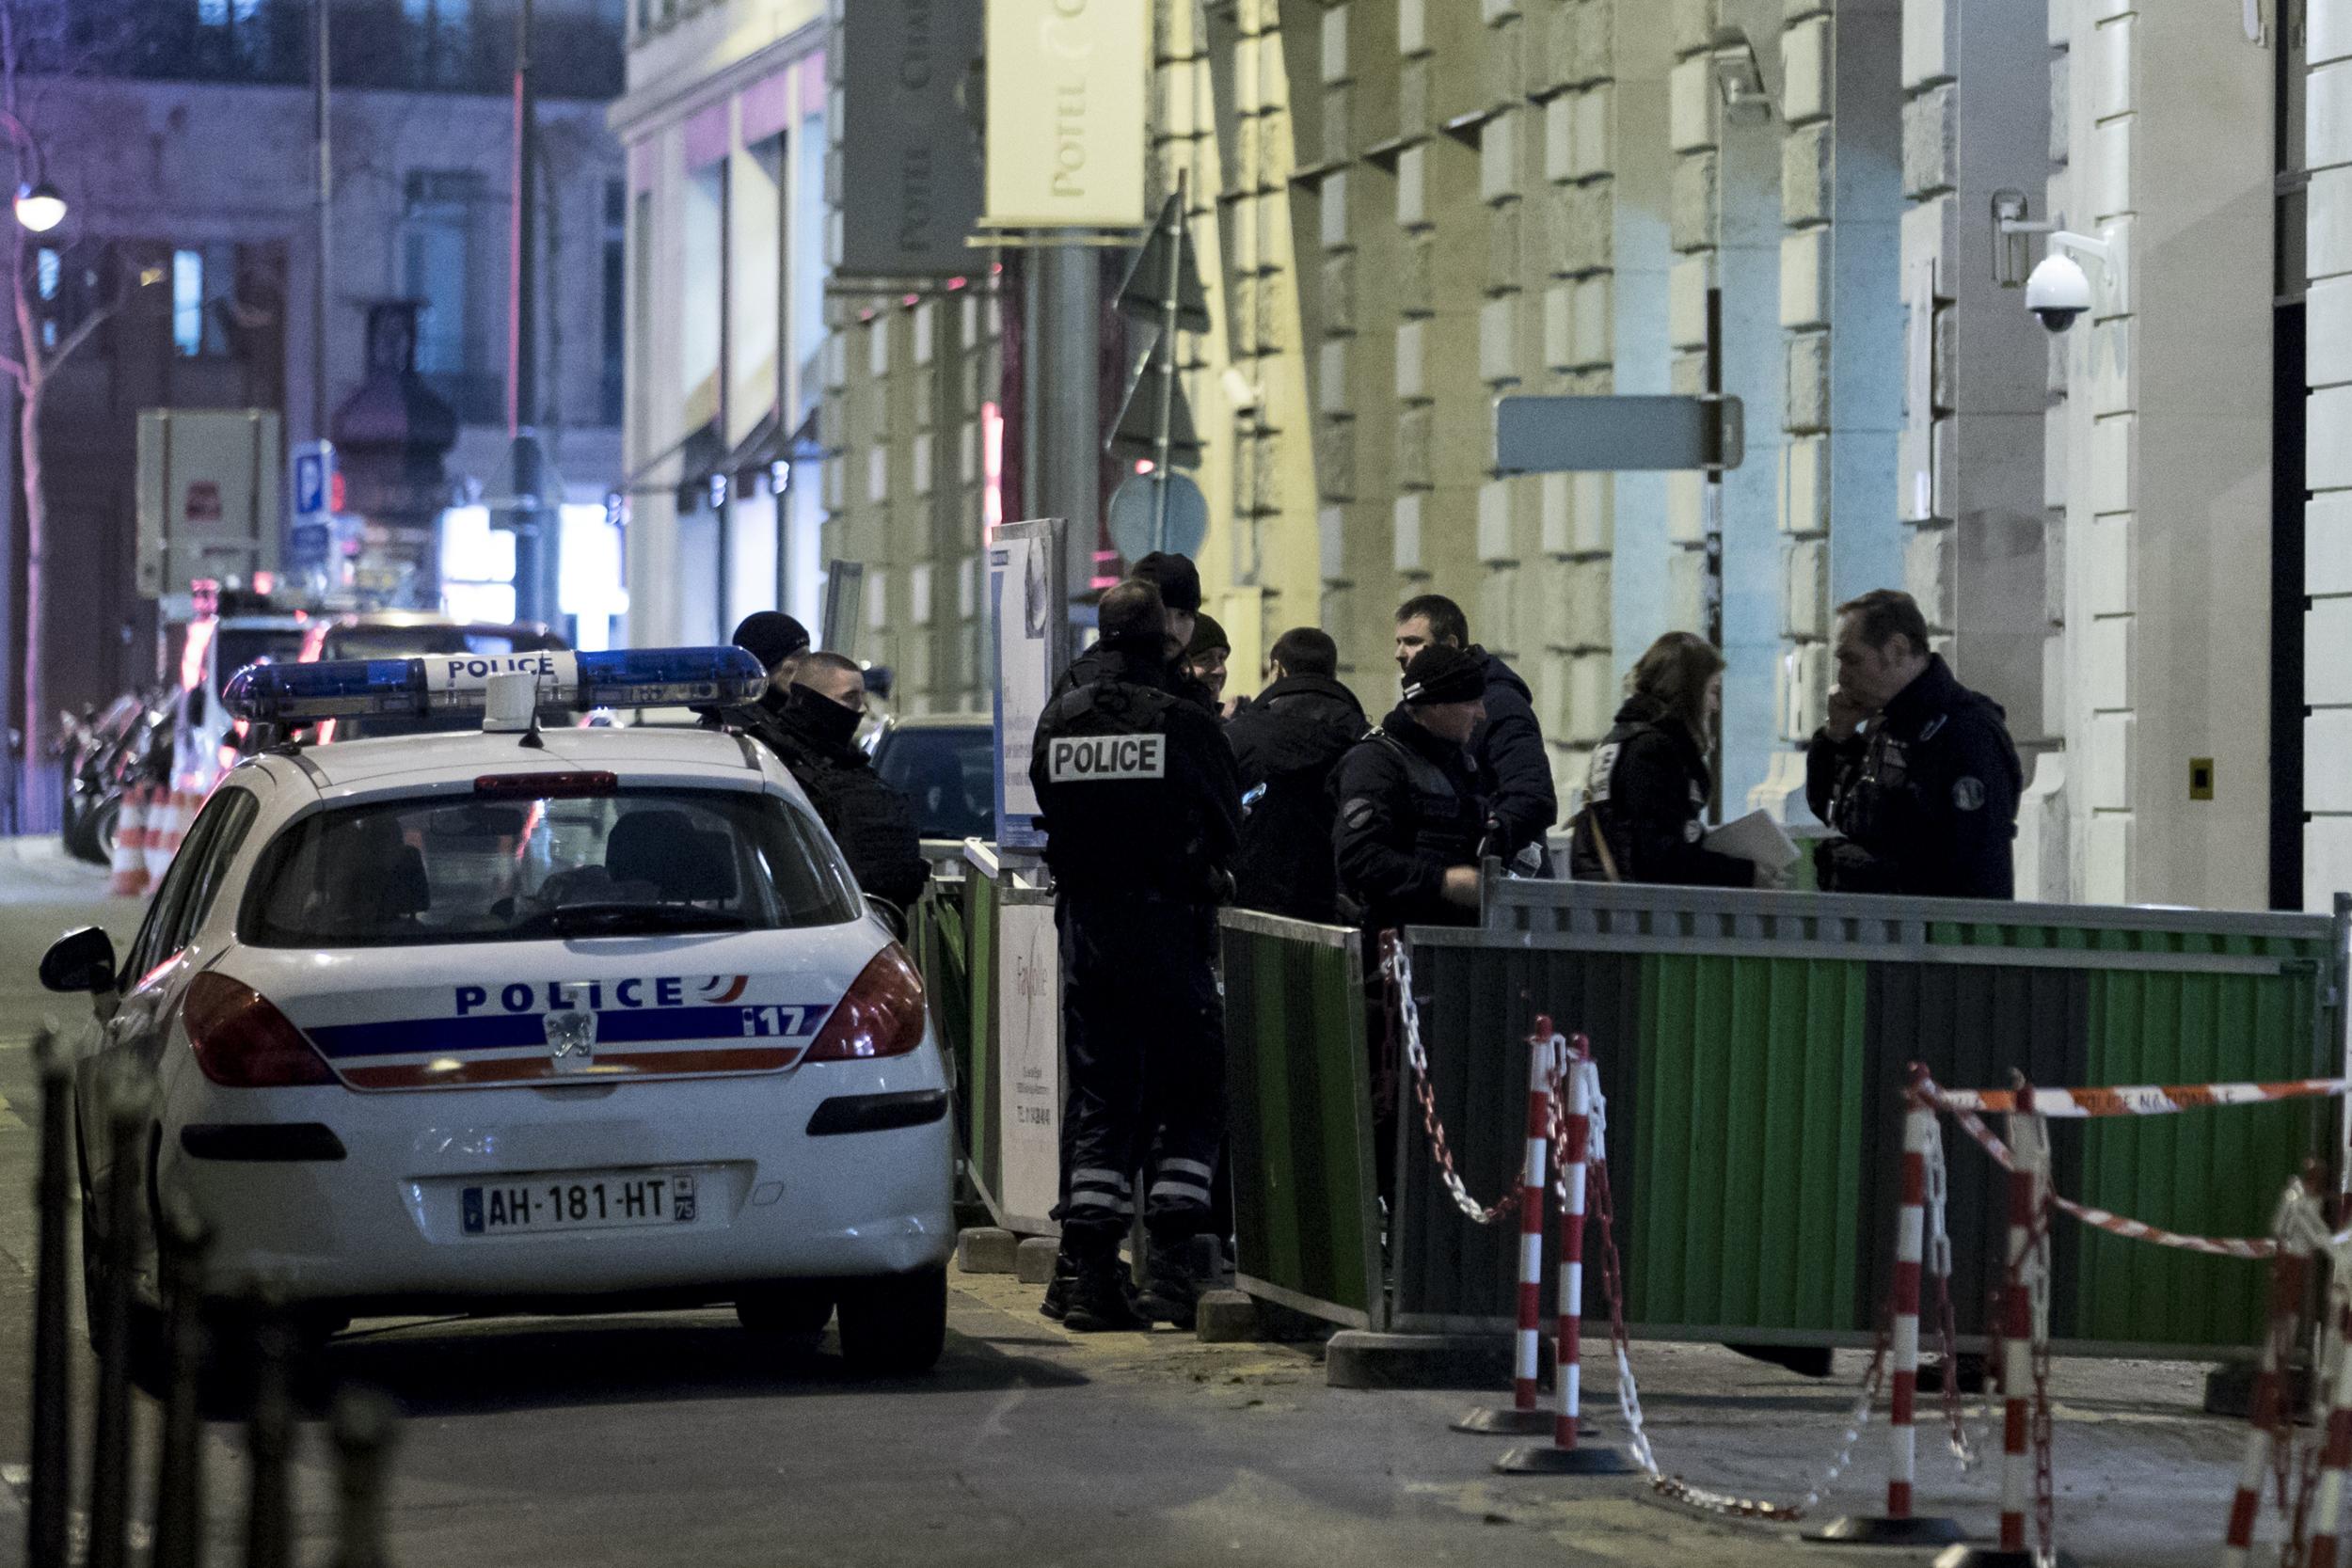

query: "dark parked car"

left=868, top=714, right=995, bottom=846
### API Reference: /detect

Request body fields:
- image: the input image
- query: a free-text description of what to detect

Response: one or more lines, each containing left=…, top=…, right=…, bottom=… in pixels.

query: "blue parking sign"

left=293, top=443, right=333, bottom=519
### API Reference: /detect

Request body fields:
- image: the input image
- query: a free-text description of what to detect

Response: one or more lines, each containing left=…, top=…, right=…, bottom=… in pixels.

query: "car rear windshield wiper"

left=524, top=902, right=755, bottom=937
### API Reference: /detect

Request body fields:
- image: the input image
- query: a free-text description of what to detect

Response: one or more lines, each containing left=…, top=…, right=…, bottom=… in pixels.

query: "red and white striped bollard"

left=1498, top=1035, right=1631, bottom=1476
left=2220, top=1186, right=2314, bottom=1568
left=1808, top=1093, right=1965, bottom=1545
left=1452, top=1020, right=1556, bottom=1435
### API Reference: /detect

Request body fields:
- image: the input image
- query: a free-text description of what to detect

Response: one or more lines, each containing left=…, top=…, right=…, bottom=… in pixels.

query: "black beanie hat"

left=731, top=611, right=811, bottom=672
left=1401, top=644, right=1485, bottom=707
left=1186, top=612, right=1230, bottom=660
left=1131, top=551, right=1202, bottom=615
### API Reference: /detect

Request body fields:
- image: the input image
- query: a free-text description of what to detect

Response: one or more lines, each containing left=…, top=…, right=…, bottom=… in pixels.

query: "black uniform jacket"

left=1330, top=705, right=1490, bottom=931
left=1804, top=654, right=2024, bottom=899
left=1468, top=648, right=1558, bottom=867
left=1055, top=641, right=1220, bottom=717
left=1224, top=673, right=1368, bottom=924
left=1029, top=644, right=1242, bottom=902
left=744, top=694, right=930, bottom=914
left=1569, top=694, right=1751, bottom=887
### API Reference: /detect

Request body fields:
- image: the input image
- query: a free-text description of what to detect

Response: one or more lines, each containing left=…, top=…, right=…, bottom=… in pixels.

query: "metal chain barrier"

left=1378, top=935, right=1520, bottom=1226
left=1569, top=1038, right=1902, bottom=1524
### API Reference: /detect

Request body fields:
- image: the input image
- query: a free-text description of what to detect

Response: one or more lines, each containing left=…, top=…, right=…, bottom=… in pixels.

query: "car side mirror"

left=40, top=927, right=118, bottom=996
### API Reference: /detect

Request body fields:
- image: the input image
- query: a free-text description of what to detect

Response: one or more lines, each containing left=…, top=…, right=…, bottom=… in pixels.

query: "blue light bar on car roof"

left=221, top=646, right=769, bottom=725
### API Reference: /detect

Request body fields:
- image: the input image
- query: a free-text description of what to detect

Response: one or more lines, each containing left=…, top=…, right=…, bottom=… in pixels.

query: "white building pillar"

left=2309, top=3, right=2352, bottom=905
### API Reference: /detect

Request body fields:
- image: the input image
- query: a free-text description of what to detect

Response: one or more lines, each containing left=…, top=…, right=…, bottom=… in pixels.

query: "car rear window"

left=239, top=787, right=865, bottom=948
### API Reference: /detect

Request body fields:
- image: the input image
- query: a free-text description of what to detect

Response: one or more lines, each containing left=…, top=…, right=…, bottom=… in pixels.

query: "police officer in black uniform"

left=1806, top=589, right=2024, bottom=898
left=1031, top=578, right=1242, bottom=1332
left=739, top=651, right=929, bottom=929
left=1331, top=644, right=1493, bottom=932
left=1570, top=631, right=1755, bottom=887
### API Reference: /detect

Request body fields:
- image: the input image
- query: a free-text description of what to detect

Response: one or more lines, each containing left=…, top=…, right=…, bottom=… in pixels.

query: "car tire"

left=81, top=796, right=121, bottom=867
left=735, top=1282, right=834, bottom=1339
left=834, top=1265, right=946, bottom=1376
left=76, top=1169, right=166, bottom=1380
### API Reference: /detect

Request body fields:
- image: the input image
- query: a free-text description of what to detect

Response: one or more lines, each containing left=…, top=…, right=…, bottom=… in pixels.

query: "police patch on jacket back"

left=1048, top=735, right=1168, bottom=783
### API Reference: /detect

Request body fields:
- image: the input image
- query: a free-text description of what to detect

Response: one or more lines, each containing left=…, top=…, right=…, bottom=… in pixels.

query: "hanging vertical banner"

left=989, top=516, right=1067, bottom=848
left=837, top=0, right=987, bottom=275
left=981, top=0, right=1149, bottom=230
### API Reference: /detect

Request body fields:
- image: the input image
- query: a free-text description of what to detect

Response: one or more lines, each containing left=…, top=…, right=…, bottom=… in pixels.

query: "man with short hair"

left=1225, top=626, right=1368, bottom=924
left=744, top=651, right=929, bottom=926
left=1031, top=578, right=1242, bottom=1332
left=1806, top=589, right=2023, bottom=898
left=1332, top=643, right=1492, bottom=932
left=1392, top=594, right=1556, bottom=874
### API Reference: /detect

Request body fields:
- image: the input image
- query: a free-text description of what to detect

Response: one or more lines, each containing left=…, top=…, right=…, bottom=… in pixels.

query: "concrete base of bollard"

left=1194, top=1291, right=1259, bottom=1343
left=1493, top=1441, right=1636, bottom=1476
left=1013, top=1236, right=1059, bottom=1285
left=1803, top=1515, right=1970, bottom=1547
left=1932, top=1547, right=2078, bottom=1568
left=1326, top=1332, right=1534, bottom=1391
left=954, top=1227, right=1019, bottom=1275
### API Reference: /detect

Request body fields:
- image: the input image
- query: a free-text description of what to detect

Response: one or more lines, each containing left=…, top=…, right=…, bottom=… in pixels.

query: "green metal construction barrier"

left=1229, top=876, right=2348, bottom=1356
left=1218, top=911, right=1386, bottom=1328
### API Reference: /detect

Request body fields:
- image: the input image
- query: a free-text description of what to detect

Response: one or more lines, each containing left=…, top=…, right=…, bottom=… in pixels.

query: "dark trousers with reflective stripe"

left=1056, top=891, right=1226, bottom=1259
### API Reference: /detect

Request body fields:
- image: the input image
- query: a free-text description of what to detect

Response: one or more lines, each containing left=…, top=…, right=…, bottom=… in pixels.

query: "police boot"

left=1060, top=1251, right=1146, bottom=1335
left=1040, top=1250, right=1078, bottom=1323
left=1135, top=1231, right=1209, bottom=1330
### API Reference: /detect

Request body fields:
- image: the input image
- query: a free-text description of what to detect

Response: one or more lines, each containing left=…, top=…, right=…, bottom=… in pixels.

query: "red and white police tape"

left=1933, top=1078, right=2352, bottom=1118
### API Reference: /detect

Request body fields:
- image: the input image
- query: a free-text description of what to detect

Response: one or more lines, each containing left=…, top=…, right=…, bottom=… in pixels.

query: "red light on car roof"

left=474, top=771, right=619, bottom=799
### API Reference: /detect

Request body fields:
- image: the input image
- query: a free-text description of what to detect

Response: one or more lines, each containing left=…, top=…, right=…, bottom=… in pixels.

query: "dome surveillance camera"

left=2026, top=252, right=2092, bottom=334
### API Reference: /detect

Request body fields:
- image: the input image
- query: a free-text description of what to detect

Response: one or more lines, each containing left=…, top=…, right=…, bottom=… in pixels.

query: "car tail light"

left=804, top=947, right=928, bottom=1062
left=475, top=771, right=619, bottom=799
left=183, top=973, right=339, bottom=1088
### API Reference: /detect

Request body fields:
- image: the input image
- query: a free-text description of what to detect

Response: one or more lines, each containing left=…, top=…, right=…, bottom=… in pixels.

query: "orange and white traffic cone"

left=108, top=786, right=151, bottom=898
left=143, top=786, right=183, bottom=883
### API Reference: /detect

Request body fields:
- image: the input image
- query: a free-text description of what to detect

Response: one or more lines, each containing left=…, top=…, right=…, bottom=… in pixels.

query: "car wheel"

left=734, top=1282, right=834, bottom=1338
left=834, top=1266, right=946, bottom=1376
left=76, top=1171, right=165, bottom=1377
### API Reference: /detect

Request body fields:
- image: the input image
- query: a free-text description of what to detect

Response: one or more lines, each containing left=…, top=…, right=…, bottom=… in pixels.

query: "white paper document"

left=1704, top=810, right=1801, bottom=871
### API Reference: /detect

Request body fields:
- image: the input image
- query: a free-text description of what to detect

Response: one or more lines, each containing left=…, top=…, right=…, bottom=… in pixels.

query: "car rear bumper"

left=157, top=1054, right=956, bottom=1307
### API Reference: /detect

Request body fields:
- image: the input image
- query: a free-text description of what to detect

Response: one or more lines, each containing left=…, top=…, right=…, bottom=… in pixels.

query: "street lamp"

left=0, top=109, right=62, bottom=233
left=13, top=181, right=63, bottom=234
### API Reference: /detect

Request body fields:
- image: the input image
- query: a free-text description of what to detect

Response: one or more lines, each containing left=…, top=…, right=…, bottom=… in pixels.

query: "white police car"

left=40, top=647, right=955, bottom=1374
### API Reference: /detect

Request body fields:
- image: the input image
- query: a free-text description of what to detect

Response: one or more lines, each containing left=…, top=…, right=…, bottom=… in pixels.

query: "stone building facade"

left=619, top=0, right=2308, bottom=911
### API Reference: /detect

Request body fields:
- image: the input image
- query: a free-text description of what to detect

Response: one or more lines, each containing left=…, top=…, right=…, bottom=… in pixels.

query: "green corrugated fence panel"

left=1219, top=922, right=1381, bottom=1325
left=1627, top=953, right=1868, bottom=1332
left=967, top=871, right=1002, bottom=1206
left=2072, top=961, right=2322, bottom=1347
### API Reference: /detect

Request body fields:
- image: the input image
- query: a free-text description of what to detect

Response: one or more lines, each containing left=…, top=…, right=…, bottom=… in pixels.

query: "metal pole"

left=312, top=0, right=331, bottom=446
left=328, top=1390, right=399, bottom=1568
left=86, top=1074, right=148, bottom=1568
left=25, top=1025, right=69, bottom=1568
left=1150, top=173, right=1185, bottom=554
left=508, top=0, right=546, bottom=626
left=1038, top=245, right=1099, bottom=611
left=1702, top=284, right=1725, bottom=820
left=151, top=1194, right=210, bottom=1568
left=243, top=1310, right=296, bottom=1568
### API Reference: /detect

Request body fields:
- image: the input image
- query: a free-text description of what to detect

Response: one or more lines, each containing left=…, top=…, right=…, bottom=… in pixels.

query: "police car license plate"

left=460, top=1172, right=697, bottom=1236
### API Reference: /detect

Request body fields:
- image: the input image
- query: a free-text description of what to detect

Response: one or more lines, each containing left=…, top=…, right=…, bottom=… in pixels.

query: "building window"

left=402, top=170, right=501, bottom=422
left=602, top=178, right=626, bottom=427
left=168, top=245, right=235, bottom=357
left=403, top=0, right=470, bottom=87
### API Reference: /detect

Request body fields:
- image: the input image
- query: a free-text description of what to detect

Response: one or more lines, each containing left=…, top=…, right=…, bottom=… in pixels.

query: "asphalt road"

left=0, top=838, right=2274, bottom=1567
